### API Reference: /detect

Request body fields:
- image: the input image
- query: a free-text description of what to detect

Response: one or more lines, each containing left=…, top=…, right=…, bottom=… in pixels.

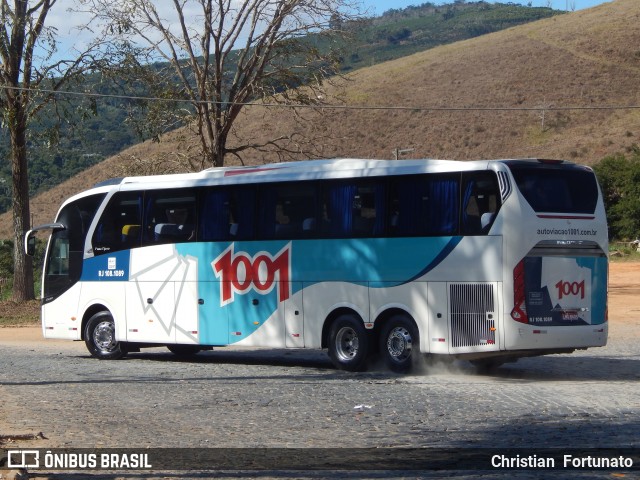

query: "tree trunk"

left=197, top=105, right=226, bottom=169
left=213, top=131, right=226, bottom=168
left=10, top=104, right=34, bottom=302
left=206, top=122, right=227, bottom=169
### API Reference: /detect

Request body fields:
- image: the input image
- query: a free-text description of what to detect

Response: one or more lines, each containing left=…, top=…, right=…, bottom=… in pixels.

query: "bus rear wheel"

left=328, top=314, right=369, bottom=372
left=84, top=312, right=126, bottom=360
left=380, top=315, right=419, bottom=373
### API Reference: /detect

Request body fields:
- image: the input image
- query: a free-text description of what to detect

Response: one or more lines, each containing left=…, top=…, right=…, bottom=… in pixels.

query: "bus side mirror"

left=25, top=232, right=36, bottom=257
left=23, top=223, right=65, bottom=256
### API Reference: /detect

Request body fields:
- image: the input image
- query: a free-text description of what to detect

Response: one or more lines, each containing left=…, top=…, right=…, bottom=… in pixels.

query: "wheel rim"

left=334, top=326, right=359, bottom=362
left=386, top=326, right=413, bottom=362
left=93, top=320, right=117, bottom=353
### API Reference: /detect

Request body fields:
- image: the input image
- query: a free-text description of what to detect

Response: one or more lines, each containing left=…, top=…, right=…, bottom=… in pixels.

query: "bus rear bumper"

left=504, top=322, right=608, bottom=351
left=445, top=348, right=580, bottom=363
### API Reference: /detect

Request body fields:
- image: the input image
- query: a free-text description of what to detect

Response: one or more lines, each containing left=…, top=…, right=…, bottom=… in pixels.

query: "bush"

left=593, top=149, right=640, bottom=241
left=0, top=238, right=46, bottom=300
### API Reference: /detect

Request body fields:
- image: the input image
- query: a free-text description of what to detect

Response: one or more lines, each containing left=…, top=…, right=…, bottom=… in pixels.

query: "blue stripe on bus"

left=81, top=249, right=131, bottom=281
left=176, top=237, right=459, bottom=345
left=403, top=236, right=463, bottom=285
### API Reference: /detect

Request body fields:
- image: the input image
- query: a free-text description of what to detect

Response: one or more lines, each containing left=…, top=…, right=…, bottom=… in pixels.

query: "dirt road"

left=0, top=263, right=638, bottom=479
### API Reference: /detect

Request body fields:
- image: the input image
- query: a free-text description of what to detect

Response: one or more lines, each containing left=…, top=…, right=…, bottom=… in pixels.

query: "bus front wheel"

left=328, top=315, right=369, bottom=372
left=84, top=312, right=127, bottom=360
left=380, top=315, right=419, bottom=373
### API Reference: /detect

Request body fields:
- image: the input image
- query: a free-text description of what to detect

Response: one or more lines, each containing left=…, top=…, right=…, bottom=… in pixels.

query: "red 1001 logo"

left=212, top=243, right=291, bottom=306
left=555, top=279, right=585, bottom=300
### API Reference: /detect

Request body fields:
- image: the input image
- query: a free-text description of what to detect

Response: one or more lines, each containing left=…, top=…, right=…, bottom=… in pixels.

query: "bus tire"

left=84, top=311, right=126, bottom=360
left=380, top=315, right=419, bottom=373
left=328, top=314, right=369, bottom=372
left=167, top=345, right=202, bottom=356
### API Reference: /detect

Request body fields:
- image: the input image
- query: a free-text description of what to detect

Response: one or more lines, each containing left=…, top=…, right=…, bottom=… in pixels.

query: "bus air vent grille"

left=450, top=283, right=496, bottom=348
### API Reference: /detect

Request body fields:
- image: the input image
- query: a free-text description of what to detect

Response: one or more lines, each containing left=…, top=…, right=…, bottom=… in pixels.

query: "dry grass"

left=1, top=0, right=640, bottom=237
left=0, top=300, right=40, bottom=326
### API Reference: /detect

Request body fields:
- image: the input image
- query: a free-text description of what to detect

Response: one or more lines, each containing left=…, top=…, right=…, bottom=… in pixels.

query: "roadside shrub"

left=593, top=149, right=640, bottom=241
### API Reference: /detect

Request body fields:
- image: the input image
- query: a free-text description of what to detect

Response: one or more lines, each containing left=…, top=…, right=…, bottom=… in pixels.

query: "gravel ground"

left=1, top=320, right=638, bottom=479
left=1, top=263, right=639, bottom=479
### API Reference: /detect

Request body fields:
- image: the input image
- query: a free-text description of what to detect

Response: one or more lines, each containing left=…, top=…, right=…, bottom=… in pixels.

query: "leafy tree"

left=0, top=237, right=45, bottom=299
left=0, top=0, right=112, bottom=301
left=1, top=0, right=58, bottom=301
left=0, top=239, right=13, bottom=278
left=593, top=149, right=640, bottom=240
left=387, top=27, right=411, bottom=44
left=83, top=0, right=364, bottom=169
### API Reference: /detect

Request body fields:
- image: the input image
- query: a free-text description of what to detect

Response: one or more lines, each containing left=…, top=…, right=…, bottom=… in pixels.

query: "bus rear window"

left=508, top=164, right=599, bottom=214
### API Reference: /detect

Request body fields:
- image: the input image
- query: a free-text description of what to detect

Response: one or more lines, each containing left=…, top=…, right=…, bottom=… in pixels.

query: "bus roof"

left=82, top=157, right=575, bottom=194
left=109, top=158, right=493, bottom=190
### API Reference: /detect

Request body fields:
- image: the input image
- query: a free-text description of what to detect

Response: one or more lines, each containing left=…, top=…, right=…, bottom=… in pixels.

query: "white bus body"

left=26, top=158, right=608, bottom=372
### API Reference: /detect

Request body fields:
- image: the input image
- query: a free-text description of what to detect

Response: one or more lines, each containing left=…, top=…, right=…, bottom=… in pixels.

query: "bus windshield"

left=44, top=194, right=105, bottom=302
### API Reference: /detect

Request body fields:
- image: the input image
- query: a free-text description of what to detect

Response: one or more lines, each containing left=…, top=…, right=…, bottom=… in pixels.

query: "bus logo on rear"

left=555, top=280, right=585, bottom=300
left=212, top=243, right=291, bottom=306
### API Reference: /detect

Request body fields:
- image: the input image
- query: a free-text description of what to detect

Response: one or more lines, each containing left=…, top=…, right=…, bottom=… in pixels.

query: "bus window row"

left=91, top=172, right=501, bottom=255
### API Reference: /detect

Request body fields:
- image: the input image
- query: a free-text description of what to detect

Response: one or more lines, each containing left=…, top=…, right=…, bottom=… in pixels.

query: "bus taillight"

left=511, top=259, right=529, bottom=323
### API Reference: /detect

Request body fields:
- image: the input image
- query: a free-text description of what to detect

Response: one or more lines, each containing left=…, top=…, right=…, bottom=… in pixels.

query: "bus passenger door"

left=175, top=279, right=199, bottom=345
left=126, top=244, right=196, bottom=344
left=125, top=281, right=176, bottom=343
left=285, top=283, right=304, bottom=348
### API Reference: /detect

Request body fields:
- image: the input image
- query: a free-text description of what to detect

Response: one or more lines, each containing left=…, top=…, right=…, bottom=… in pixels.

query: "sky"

left=48, top=0, right=613, bottom=35
left=42, top=0, right=612, bottom=63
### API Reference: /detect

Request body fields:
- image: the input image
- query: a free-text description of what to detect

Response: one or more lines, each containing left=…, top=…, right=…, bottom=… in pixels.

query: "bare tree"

left=537, top=98, right=553, bottom=132
left=84, top=0, right=362, bottom=169
left=0, top=0, right=110, bottom=301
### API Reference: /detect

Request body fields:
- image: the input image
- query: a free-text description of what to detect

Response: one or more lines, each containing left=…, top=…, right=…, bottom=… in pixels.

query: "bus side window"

left=258, top=183, right=318, bottom=239
left=199, top=186, right=256, bottom=241
left=143, top=190, right=197, bottom=245
left=322, top=181, right=385, bottom=238
left=388, top=174, right=459, bottom=237
left=92, top=192, right=143, bottom=255
left=461, top=172, right=500, bottom=235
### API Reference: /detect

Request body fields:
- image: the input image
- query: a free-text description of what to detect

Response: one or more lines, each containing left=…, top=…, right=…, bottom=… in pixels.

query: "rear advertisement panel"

left=524, top=256, right=607, bottom=326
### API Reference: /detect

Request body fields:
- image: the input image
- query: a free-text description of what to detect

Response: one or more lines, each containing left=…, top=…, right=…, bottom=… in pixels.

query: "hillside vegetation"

left=1, top=0, right=639, bottom=238
left=0, top=1, right=558, bottom=216
left=332, top=1, right=560, bottom=71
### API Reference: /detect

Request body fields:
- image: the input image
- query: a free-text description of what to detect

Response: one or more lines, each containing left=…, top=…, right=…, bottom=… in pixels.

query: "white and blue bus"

left=25, top=158, right=608, bottom=372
